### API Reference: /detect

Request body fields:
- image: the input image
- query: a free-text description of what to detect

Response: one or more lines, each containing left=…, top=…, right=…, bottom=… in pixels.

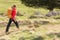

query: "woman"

left=6, top=5, right=19, bottom=34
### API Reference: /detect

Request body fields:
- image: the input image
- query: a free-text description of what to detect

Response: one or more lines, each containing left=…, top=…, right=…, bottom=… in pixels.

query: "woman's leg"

left=6, top=18, right=12, bottom=32
left=12, top=19, right=19, bottom=29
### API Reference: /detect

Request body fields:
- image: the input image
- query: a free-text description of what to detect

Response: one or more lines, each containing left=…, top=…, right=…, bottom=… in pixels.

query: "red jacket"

left=11, top=8, right=16, bottom=19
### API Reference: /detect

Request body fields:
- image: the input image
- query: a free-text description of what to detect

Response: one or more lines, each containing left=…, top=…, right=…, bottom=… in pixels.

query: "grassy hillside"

left=0, top=0, right=49, bottom=14
left=0, top=0, right=60, bottom=40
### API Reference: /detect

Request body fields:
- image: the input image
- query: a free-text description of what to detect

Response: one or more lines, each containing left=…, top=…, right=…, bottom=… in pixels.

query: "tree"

left=21, top=0, right=60, bottom=11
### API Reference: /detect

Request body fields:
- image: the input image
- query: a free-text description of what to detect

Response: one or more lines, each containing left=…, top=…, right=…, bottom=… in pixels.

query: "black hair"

left=12, top=5, right=16, bottom=7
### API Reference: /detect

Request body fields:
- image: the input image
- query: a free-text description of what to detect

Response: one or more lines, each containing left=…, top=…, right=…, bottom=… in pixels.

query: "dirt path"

left=0, top=24, right=60, bottom=37
left=41, top=24, right=60, bottom=34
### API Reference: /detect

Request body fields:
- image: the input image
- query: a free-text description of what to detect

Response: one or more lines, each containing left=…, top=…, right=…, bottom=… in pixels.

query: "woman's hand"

left=12, top=16, right=17, bottom=21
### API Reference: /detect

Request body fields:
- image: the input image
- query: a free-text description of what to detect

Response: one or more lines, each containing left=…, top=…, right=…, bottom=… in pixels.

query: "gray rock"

left=29, top=15, right=44, bottom=19
left=29, top=11, right=44, bottom=18
left=46, top=14, right=52, bottom=17
left=34, top=11, right=41, bottom=15
left=52, top=11, right=57, bottom=16
left=46, top=11, right=58, bottom=17
left=40, top=21, right=50, bottom=24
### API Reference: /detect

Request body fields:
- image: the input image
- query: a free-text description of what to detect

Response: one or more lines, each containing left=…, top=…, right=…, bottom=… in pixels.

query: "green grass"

left=0, top=0, right=60, bottom=40
left=0, top=0, right=49, bottom=20
left=0, top=0, right=48, bottom=14
left=0, top=24, right=60, bottom=40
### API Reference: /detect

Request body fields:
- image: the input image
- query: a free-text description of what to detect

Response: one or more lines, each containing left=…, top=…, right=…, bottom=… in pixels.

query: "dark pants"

left=6, top=18, right=19, bottom=32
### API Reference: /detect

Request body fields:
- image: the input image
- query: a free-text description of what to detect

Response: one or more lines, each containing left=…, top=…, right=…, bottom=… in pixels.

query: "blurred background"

left=0, top=0, right=60, bottom=40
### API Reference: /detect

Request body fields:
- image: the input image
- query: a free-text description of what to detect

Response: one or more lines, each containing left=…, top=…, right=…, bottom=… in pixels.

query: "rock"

left=29, top=15, right=37, bottom=18
left=29, top=11, right=44, bottom=18
left=34, top=11, right=41, bottom=15
left=33, top=20, right=50, bottom=25
left=17, top=11, right=24, bottom=16
left=46, top=11, right=58, bottom=17
left=29, top=15, right=44, bottom=19
left=40, top=21, right=50, bottom=24
left=31, top=20, right=40, bottom=28
left=34, top=20, right=40, bottom=24
left=34, top=23, right=40, bottom=28
left=28, top=25, right=34, bottom=28
left=46, top=13, right=52, bottom=17
left=28, top=24, right=35, bottom=30
left=52, top=11, right=57, bottom=16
